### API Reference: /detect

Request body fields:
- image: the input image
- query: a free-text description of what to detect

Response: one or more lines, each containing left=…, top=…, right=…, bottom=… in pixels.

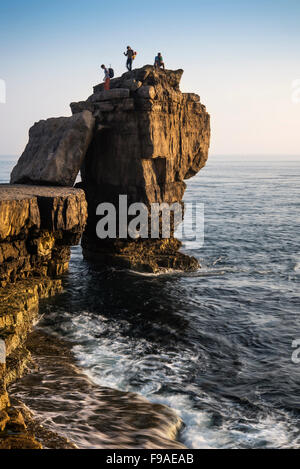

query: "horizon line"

left=1, top=154, right=300, bottom=158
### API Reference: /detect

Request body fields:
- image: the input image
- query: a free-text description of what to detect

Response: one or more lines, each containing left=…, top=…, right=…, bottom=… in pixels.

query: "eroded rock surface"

left=0, top=185, right=87, bottom=287
left=11, top=111, right=95, bottom=187
left=0, top=278, right=63, bottom=449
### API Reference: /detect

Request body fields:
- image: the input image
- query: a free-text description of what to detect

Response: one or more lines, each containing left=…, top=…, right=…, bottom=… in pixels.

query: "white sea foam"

left=61, top=312, right=295, bottom=449
left=294, top=262, right=300, bottom=272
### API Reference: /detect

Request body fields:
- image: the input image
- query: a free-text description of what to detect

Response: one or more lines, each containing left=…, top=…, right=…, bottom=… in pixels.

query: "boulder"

left=10, top=111, right=95, bottom=187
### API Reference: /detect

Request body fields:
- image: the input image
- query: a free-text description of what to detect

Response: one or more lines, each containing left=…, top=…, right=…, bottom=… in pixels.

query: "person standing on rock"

left=154, top=53, right=165, bottom=70
left=124, top=46, right=134, bottom=71
left=101, top=64, right=110, bottom=91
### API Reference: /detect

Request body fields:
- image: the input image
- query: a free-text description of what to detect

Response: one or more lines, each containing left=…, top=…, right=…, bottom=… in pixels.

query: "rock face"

left=0, top=185, right=87, bottom=287
left=0, top=185, right=87, bottom=448
left=0, top=278, right=64, bottom=449
left=11, top=111, right=95, bottom=187
left=71, top=66, right=210, bottom=272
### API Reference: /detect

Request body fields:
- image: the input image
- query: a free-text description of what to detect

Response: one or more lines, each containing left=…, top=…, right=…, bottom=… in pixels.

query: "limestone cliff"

left=0, top=278, right=64, bottom=449
left=71, top=66, right=210, bottom=272
left=0, top=185, right=87, bottom=287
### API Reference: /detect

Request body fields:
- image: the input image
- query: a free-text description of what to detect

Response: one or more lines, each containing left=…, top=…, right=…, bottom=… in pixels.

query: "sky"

left=0, top=0, right=299, bottom=158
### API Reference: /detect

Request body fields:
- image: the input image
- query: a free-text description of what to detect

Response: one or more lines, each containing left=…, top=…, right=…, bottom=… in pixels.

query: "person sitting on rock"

left=154, top=53, right=165, bottom=70
left=101, top=64, right=110, bottom=91
left=124, top=46, right=134, bottom=71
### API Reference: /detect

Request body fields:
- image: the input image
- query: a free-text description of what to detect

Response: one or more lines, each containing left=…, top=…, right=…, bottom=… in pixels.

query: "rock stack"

left=10, top=66, right=210, bottom=273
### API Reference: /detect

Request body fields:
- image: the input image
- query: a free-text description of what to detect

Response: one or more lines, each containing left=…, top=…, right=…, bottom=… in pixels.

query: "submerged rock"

left=10, top=111, right=95, bottom=187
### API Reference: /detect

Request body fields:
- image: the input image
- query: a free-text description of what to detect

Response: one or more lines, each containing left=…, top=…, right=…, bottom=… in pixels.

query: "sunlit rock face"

left=0, top=185, right=88, bottom=448
left=10, top=111, right=95, bottom=187
left=0, top=185, right=87, bottom=287
left=71, top=66, right=210, bottom=272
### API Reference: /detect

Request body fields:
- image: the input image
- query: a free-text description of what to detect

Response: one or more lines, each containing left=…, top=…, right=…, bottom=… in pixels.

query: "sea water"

left=2, top=156, right=300, bottom=449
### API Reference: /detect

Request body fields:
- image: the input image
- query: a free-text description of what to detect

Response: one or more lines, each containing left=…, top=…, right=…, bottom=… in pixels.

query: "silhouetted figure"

left=154, top=53, right=165, bottom=70
left=101, top=64, right=110, bottom=90
left=124, top=46, right=134, bottom=71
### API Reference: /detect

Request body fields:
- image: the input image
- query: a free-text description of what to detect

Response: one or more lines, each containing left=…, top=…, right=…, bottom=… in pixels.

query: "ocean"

left=2, top=156, right=300, bottom=449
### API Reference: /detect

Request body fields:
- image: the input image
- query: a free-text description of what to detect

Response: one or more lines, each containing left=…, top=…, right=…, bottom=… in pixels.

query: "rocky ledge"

left=0, top=185, right=87, bottom=287
left=0, top=278, right=63, bottom=448
left=0, top=185, right=87, bottom=448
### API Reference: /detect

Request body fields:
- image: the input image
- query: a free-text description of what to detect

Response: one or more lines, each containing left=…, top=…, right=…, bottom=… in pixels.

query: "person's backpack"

left=108, top=68, right=114, bottom=78
left=132, top=51, right=137, bottom=60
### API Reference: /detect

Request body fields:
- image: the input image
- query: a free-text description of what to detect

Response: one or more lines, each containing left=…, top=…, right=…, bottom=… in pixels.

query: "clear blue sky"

left=0, top=0, right=299, bottom=157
